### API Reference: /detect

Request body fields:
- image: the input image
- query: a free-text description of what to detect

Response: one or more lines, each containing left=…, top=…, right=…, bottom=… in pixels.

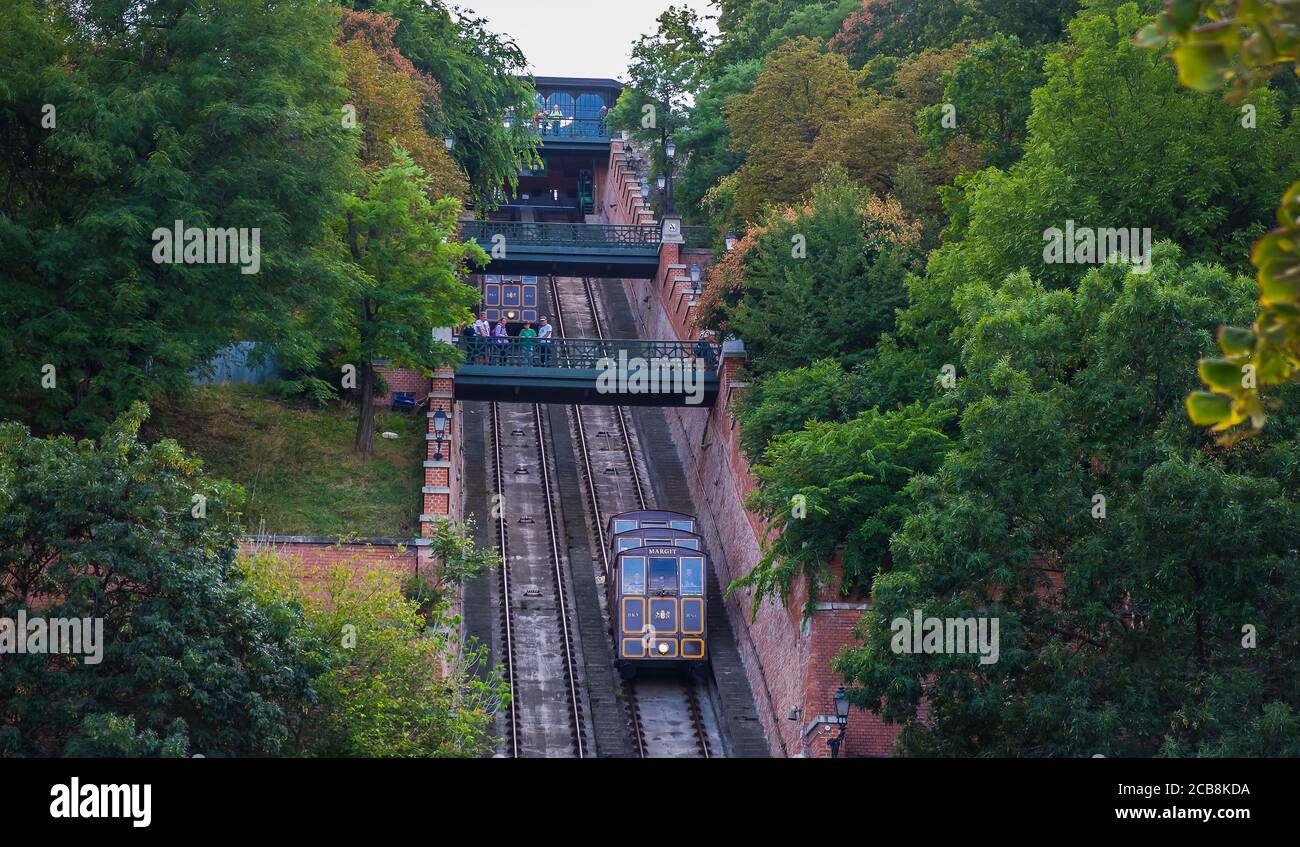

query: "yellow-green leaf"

left=1176, top=42, right=1231, bottom=90
left=1260, top=259, right=1300, bottom=304
left=1218, top=326, right=1256, bottom=355
left=1199, top=358, right=1249, bottom=392
left=1187, top=391, right=1234, bottom=425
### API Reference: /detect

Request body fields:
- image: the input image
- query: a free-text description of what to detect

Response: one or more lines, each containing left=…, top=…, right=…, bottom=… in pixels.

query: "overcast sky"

left=457, top=0, right=719, bottom=80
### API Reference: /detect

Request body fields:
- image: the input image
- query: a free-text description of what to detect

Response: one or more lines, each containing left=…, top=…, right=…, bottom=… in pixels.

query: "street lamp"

left=724, top=231, right=738, bottom=252
left=443, top=134, right=455, bottom=151
left=828, top=687, right=850, bottom=759
left=662, top=138, right=677, bottom=214
left=640, top=180, right=651, bottom=203
left=432, top=409, right=449, bottom=461
left=689, top=263, right=702, bottom=296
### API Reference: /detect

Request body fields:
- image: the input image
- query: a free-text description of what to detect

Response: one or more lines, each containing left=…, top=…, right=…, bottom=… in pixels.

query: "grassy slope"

left=144, top=386, right=423, bottom=537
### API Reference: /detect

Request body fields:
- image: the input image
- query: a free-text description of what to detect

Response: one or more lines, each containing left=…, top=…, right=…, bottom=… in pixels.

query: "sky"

left=457, top=0, right=719, bottom=80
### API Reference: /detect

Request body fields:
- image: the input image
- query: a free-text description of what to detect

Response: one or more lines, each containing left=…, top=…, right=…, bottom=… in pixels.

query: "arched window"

left=575, top=93, right=604, bottom=119
left=545, top=91, right=575, bottom=117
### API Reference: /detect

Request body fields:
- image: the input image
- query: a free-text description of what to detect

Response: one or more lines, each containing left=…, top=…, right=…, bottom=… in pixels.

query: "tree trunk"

left=354, top=360, right=376, bottom=455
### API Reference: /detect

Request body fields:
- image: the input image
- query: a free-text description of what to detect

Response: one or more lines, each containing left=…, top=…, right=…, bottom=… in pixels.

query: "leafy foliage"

left=934, top=2, right=1298, bottom=290
left=699, top=174, right=920, bottom=378
left=336, top=146, right=485, bottom=452
left=607, top=4, right=712, bottom=195
left=0, top=0, right=357, bottom=435
left=356, top=0, right=540, bottom=202
left=723, top=39, right=862, bottom=222
left=0, top=404, right=323, bottom=756
left=918, top=34, right=1045, bottom=170
left=734, top=403, right=954, bottom=612
left=339, top=9, right=468, bottom=199
left=241, top=538, right=505, bottom=758
left=1138, top=0, right=1300, bottom=440
left=839, top=250, right=1300, bottom=756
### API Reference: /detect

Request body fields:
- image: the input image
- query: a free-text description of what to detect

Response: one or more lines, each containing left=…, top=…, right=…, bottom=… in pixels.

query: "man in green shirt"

left=519, top=320, right=538, bottom=366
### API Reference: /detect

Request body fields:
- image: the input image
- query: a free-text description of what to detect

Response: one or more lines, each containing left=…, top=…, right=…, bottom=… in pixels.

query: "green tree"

left=840, top=248, right=1300, bottom=756
left=338, top=146, right=485, bottom=454
left=674, top=60, right=761, bottom=224
left=712, top=0, right=859, bottom=68
left=0, top=404, right=324, bottom=756
left=931, top=2, right=1297, bottom=291
left=339, top=8, right=468, bottom=199
left=732, top=403, right=954, bottom=614
left=608, top=4, right=712, bottom=195
left=700, top=175, right=920, bottom=377
left=829, top=0, right=1079, bottom=67
left=0, top=0, right=357, bottom=435
left=357, top=0, right=540, bottom=203
left=918, top=34, right=1045, bottom=170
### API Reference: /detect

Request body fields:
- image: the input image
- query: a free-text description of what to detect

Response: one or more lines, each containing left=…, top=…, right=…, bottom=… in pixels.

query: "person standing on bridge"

left=473, top=311, right=491, bottom=363
left=537, top=316, right=553, bottom=366
left=492, top=318, right=509, bottom=364
left=694, top=330, right=717, bottom=371
left=519, top=320, right=537, bottom=366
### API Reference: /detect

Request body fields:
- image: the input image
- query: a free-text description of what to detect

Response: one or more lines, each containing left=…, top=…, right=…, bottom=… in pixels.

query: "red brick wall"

left=374, top=366, right=430, bottom=407
left=238, top=539, right=417, bottom=598
left=604, top=140, right=657, bottom=229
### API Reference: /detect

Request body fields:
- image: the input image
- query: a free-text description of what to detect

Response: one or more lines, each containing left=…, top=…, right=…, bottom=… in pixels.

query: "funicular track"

left=548, top=274, right=720, bottom=758
left=489, top=396, right=587, bottom=757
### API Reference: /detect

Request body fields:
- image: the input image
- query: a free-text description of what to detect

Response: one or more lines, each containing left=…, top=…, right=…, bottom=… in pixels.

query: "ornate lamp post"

left=663, top=139, right=677, bottom=214
left=828, top=687, right=850, bottom=759
left=432, top=409, right=450, bottom=461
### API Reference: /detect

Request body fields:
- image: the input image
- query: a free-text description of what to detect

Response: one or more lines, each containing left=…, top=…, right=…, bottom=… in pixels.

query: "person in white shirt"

left=537, top=316, right=553, bottom=366
left=473, top=312, right=491, bottom=362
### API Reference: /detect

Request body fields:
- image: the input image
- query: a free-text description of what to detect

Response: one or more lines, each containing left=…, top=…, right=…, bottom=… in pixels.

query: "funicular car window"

left=614, top=520, right=637, bottom=534
left=680, top=558, right=704, bottom=595
left=670, top=520, right=694, bottom=532
left=642, top=521, right=668, bottom=528
left=621, top=557, right=645, bottom=595
left=679, top=538, right=700, bottom=549
left=649, top=558, right=678, bottom=593
left=617, top=538, right=639, bottom=551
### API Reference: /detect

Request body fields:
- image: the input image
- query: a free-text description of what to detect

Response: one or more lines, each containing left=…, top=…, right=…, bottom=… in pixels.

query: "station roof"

left=530, top=75, right=624, bottom=91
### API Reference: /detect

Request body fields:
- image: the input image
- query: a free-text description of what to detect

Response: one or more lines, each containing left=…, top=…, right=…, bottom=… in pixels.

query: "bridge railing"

left=456, top=335, right=721, bottom=374
left=459, top=221, right=661, bottom=250
left=504, top=113, right=610, bottom=141
left=682, top=225, right=713, bottom=249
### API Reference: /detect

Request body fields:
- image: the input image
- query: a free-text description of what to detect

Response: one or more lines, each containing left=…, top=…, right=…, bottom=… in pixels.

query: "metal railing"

left=682, top=225, right=712, bottom=249
left=460, top=220, right=661, bottom=250
left=456, top=335, right=721, bottom=373
left=505, top=114, right=610, bottom=140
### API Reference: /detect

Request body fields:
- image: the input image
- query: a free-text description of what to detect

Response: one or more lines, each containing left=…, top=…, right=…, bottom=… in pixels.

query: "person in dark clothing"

left=693, top=331, right=717, bottom=370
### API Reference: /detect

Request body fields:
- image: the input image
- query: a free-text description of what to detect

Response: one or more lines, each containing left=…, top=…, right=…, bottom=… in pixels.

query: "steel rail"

left=530, top=401, right=586, bottom=758
left=489, top=402, right=520, bottom=756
